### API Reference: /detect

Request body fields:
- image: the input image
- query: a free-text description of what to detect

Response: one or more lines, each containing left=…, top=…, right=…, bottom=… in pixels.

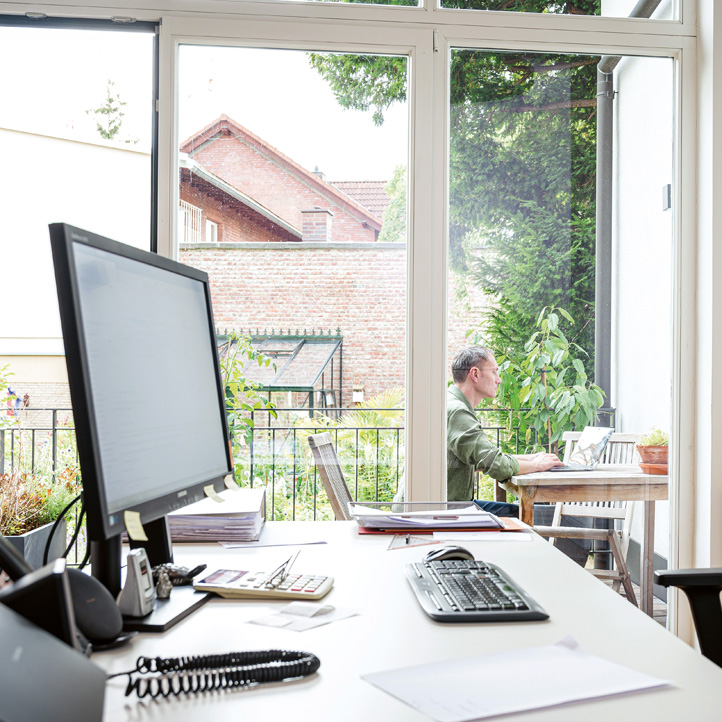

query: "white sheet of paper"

left=362, top=637, right=670, bottom=722
left=249, top=603, right=358, bottom=632
left=433, top=531, right=532, bottom=542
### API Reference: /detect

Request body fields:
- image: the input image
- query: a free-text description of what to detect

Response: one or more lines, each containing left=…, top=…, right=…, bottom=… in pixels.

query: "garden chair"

left=308, top=432, right=353, bottom=520
left=534, top=430, right=641, bottom=606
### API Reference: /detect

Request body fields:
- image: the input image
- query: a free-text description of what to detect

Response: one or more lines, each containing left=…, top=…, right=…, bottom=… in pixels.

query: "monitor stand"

left=91, top=517, right=212, bottom=633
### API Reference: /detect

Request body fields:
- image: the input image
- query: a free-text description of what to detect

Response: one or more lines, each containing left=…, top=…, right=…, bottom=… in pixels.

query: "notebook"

left=550, top=426, right=614, bottom=472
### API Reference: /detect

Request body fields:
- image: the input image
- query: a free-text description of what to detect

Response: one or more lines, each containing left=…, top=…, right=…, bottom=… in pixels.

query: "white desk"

left=97, top=522, right=722, bottom=721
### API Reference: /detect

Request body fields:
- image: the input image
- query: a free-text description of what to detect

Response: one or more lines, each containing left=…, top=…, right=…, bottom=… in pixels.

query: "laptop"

left=550, top=426, right=614, bottom=472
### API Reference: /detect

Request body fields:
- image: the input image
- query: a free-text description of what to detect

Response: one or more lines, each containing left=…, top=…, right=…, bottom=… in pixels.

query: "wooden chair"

left=307, top=432, right=353, bottom=520
left=534, top=431, right=641, bottom=606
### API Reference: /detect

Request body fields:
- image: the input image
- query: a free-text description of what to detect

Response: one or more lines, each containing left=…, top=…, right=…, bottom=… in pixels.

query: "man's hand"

left=515, top=452, right=563, bottom=475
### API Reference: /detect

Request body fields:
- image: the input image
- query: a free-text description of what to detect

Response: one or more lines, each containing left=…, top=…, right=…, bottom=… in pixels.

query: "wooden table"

left=510, top=465, right=668, bottom=616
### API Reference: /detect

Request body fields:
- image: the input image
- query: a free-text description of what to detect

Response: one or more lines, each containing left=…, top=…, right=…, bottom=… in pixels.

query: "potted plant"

left=637, top=428, right=669, bottom=473
left=0, top=471, right=80, bottom=570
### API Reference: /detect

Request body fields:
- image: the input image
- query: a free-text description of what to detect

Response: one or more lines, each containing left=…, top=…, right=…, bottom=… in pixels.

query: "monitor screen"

left=50, top=223, right=233, bottom=607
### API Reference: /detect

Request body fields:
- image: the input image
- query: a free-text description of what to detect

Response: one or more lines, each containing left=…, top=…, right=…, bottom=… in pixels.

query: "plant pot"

left=6, top=519, right=67, bottom=570
left=636, top=444, right=669, bottom=466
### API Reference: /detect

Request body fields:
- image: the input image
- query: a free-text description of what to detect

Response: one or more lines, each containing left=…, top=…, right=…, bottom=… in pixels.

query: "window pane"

left=178, top=45, right=410, bottom=520
left=0, top=23, right=155, bottom=561
left=438, top=0, right=677, bottom=21
left=447, top=47, right=673, bottom=620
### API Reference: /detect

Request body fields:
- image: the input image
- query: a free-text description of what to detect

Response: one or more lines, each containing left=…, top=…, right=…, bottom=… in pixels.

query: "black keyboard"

left=406, top=559, right=549, bottom=623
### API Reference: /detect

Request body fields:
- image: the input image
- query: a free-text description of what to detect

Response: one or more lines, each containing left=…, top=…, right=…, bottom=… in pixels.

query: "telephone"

left=118, top=548, right=156, bottom=618
left=0, top=534, right=126, bottom=651
left=0, top=535, right=322, bottom=700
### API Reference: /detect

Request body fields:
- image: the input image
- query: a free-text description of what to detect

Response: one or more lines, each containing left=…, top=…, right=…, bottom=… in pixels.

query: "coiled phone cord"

left=111, top=650, right=321, bottom=699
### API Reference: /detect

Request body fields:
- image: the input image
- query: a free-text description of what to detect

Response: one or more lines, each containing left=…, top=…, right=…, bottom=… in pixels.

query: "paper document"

left=351, top=504, right=502, bottom=530
left=362, top=636, right=670, bottom=722
left=168, top=487, right=265, bottom=542
left=250, top=602, right=358, bottom=632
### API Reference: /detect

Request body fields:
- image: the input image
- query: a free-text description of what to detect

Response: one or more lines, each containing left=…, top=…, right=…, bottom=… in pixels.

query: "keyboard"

left=406, top=559, right=549, bottom=623
left=194, top=568, right=334, bottom=600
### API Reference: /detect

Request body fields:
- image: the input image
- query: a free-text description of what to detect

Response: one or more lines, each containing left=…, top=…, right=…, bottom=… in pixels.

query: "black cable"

left=111, top=650, right=321, bottom=699
left=42, top=493, right=82, bottom=566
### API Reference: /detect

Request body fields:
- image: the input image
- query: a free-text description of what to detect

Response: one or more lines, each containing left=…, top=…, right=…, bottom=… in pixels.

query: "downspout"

left=594, top=0, right=664, bottom=415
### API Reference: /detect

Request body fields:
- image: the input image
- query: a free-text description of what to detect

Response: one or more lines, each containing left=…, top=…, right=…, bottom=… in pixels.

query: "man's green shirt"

left=446, top=385, right=520, bottom=502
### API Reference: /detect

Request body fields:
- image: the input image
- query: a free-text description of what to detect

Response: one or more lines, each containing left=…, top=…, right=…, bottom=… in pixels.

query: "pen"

left=405, top=534, right=410, bottom=544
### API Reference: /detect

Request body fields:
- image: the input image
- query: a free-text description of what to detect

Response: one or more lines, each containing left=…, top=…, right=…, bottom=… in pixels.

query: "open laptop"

left=550, top=426, right=614, bottom=472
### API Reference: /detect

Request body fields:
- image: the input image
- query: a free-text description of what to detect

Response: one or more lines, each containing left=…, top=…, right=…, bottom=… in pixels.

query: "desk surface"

left=97, top=522, right=722, bottom=721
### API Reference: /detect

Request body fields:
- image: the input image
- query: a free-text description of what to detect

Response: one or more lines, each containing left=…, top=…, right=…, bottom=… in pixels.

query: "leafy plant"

left=482, top=306, right=605, bottom=455
left=640, top=428, right=668, bottom=446
left=0, top=471, right=81, bottom=536
left=218, top=332, right=277, bottom=453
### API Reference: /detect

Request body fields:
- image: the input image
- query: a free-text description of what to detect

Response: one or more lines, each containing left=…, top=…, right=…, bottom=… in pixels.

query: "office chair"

left=655, top=568, right=722, bottom=668
left=307, top=432, right=353, bottom=520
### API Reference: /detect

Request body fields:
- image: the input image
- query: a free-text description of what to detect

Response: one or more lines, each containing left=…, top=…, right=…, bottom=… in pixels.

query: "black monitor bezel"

left=50, top=223, right=233, bottom=544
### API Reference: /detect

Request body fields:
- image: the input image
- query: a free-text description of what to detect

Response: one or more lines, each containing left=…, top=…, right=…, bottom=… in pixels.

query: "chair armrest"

left=655, top=568, right=722, bottom=588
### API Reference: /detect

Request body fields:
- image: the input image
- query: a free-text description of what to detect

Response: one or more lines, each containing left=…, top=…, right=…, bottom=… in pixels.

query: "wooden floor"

left=600, top=577, right=668, bottom=626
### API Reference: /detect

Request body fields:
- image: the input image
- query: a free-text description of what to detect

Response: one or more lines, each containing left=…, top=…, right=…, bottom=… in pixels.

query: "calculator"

left=194, top=568, right=334, bottom=600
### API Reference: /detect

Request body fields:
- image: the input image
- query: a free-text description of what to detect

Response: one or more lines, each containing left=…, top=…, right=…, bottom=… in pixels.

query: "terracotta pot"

left=636, top=444, right=669, bottom=465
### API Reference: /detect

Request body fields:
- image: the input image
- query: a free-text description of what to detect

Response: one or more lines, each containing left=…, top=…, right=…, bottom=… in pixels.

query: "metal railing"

left=2, top=405, right=616, bottom=522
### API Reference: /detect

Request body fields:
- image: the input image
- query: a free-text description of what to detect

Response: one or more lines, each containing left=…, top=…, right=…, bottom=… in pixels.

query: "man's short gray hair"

left=451, top=346, right=492, bottom=383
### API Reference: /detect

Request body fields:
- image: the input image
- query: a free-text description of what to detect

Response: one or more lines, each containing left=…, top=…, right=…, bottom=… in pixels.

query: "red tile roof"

left=331, top=181, right=390, bottom=220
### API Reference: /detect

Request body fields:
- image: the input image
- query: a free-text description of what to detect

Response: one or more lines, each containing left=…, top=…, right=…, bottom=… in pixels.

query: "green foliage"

left=86, top=79, right=137, bottom=143
left=233, top=389, right=405, bottom=520
left=0, top=471, right=81, bottom=536
left=450, top=50, right=598, bottom=367
left=218, top=333, right=277, bottom=455
left=308, top=42, right=599, bottom=371
left=378, top=165, right=407, bottom=243
left=481, top=307, right=605, bottom=454
left=307, top=54, right=408, bottom=126
left=640, top=427, right=668, bottom=446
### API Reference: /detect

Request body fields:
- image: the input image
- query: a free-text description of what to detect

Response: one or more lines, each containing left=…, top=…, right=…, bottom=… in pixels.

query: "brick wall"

left=181, top=242, right=489, bottom=402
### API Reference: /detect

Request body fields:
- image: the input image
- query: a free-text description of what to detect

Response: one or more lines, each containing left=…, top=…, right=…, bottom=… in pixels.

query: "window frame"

left=2, top=0, right=700, bottom=637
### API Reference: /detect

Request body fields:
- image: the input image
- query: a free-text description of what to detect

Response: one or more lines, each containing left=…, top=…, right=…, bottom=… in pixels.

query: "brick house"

left=178, top=115, right=487, bottom=407
left=179, top=115, right=383, bottom=245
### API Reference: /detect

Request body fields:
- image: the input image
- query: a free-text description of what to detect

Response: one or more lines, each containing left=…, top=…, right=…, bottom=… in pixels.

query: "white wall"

left=0, top=126, right=150, bottom=352
left=610, top=55, right=675, bottom=555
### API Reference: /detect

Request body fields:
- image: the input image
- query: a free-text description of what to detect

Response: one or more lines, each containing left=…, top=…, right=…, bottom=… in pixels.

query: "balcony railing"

left=1, top=405, right=615, bottom=523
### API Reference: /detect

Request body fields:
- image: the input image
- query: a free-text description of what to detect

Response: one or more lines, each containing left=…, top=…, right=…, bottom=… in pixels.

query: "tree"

left=309, top=3, right=600, bottom=370
left=86, top=79, right=137, bottom=144
left=378, top=165, right=406, bottom=243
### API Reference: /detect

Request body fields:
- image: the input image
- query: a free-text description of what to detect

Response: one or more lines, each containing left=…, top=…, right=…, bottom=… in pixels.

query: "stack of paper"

left=350, top=504, right=503, bottom=530
left=168, top=487, right=266, bottom=542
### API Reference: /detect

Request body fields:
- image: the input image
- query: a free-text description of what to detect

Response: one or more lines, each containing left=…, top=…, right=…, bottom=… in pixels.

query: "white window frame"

left=4, top=0, right=706, bottom=641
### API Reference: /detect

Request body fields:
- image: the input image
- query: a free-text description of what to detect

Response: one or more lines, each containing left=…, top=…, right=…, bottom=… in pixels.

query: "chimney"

left=302, top=207, right=334, bottom=242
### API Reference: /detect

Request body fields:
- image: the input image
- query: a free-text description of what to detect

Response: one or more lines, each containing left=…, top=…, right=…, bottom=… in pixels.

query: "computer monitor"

left=50, top=223, right=234, bottom=631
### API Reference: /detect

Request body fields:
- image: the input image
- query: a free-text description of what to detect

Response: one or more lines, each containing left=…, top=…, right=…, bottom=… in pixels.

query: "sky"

left=0, top=27, right=408, bottom=181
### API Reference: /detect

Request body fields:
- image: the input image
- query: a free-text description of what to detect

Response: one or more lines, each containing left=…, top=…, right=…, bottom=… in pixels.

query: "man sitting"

left=447, top=346, right=562, bottom=517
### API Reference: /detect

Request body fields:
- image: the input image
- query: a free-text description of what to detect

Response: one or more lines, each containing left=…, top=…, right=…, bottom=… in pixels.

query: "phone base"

left=122, top=586, right=212, bottom=633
